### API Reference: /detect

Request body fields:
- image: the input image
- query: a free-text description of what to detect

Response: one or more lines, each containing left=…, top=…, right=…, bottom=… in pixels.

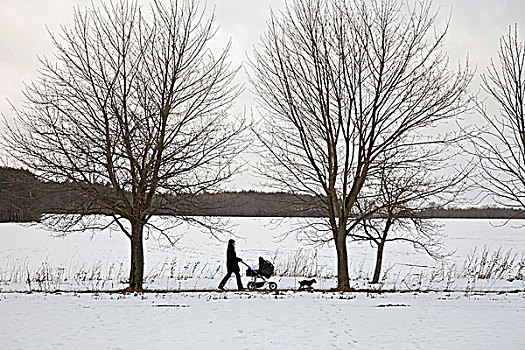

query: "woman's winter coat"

left=226, top=243, right=241, bottom=272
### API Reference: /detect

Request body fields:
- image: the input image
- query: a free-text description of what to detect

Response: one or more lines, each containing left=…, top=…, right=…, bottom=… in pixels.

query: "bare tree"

left=353, top=146, right=465, bottom=283
left=251, top=0, right=471, bottom=290
left=1, top=0, right=245, bottom=291
left=471, top=24, right=525, bottom=212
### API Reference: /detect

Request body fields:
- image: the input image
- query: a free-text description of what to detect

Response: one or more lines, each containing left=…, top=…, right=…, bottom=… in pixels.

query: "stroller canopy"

left=258, top=257, right=274, bottom=278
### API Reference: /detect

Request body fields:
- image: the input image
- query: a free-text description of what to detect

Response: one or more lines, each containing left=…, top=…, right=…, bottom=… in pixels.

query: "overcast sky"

left=0, top=0, right=524, bottom=187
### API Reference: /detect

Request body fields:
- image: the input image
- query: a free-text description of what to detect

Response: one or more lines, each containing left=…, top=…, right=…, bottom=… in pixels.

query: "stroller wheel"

left=247, top=282, right=257, bottom=291
left=268, top=282, right=277, bottom=291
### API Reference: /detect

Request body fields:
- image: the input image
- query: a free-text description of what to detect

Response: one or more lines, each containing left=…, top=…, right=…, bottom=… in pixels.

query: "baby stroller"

left=241, top=257, right=278, bottom=291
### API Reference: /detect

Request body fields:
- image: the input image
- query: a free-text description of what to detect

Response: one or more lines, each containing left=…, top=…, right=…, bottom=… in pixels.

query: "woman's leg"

left=234, top=270, right=244, bottom=290
left=218, top=271, right=232, bottom=290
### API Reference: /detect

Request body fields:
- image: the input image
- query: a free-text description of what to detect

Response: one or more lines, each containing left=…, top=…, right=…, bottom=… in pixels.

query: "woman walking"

left=218, top=239, right=244, bottom=291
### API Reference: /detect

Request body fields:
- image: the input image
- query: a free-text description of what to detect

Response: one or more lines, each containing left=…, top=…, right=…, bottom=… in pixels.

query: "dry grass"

left=0, top=246, right=523, bottom=292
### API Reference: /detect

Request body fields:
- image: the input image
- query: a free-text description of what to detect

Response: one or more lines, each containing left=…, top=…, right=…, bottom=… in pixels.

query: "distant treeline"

left=0, top=167, right=43, bottom=222
left=418, top=207, right=525, bottom=219
left=1, top=167, right=524, bottom=222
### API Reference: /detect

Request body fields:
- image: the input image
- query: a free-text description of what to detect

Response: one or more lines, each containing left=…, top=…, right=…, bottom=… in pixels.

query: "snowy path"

left=1, top=291, right=524, bottom=349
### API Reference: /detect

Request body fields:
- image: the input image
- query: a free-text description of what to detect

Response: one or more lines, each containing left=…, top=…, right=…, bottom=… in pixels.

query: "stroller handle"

left=241, top=260, right=258, bottom=275
left=240, top=260, right=252, bottom=269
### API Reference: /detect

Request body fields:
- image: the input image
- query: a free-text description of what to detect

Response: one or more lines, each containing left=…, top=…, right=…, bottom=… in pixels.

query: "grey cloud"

left=1, top=0, right=524, bottom=117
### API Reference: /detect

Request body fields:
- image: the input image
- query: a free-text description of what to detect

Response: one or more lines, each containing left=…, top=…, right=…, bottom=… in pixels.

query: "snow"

left=1, top=291, right=523, bottom=349
left=0, top=218, right=524, bottom=348
left=0, top=218, right=524, bottom=292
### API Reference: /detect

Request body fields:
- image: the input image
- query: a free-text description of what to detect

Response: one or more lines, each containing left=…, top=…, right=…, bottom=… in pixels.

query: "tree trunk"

left=335, top=228, right=350, bottom=290
left=129, top=221, right=144, bottom=291
left=372, top=239, right=385, bottom=283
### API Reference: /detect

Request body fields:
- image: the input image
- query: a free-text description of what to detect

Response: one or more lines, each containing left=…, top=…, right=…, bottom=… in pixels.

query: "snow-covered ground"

left=1, top=291, right=524, bottom=349
left=1, top=218, right=524, bottom=349
left=0, top=218, right=524, bottom=292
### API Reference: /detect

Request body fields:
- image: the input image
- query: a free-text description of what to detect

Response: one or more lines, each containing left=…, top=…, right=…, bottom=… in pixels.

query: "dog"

left=298, top=279, right=317, bottom=290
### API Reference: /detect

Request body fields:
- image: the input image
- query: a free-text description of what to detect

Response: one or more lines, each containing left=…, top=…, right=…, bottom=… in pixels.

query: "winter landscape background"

left=0, top=0, right=524, bottom=348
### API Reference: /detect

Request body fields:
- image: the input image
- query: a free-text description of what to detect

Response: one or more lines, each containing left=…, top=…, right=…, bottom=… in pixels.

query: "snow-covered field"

left=1, top=291, right=524, bottom=349
left=1, top=218, right=524, bottom=349
left=0, top=218, right=524, bottom=292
